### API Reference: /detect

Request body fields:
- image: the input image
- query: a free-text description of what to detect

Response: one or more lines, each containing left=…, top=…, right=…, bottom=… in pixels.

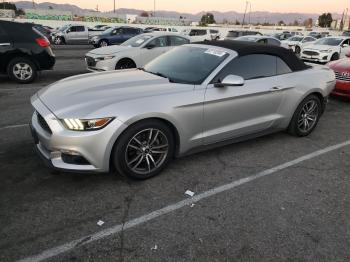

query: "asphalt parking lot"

left=1, top=45, right=350, bottom=262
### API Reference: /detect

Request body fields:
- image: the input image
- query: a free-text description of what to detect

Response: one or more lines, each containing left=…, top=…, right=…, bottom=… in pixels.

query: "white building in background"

left=136, top=16, right=191, bottom=26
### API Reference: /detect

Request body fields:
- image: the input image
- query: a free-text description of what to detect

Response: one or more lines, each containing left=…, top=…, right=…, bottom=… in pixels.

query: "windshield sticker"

left=205, top=49, right=227, bottom=57
left=135, top=39, right=145, bottom=44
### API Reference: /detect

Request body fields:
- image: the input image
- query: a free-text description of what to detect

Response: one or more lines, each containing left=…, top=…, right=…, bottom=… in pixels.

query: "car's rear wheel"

left=54, top=36, right=64, bottom=45
left=113, top=120, right=175, bottom=179
left=288, top=94, right=322, bottom=137
left=7, top=57, right=37, bottom=84
left=99, top=40, right=109, bottom=47
left=115, top=59, right=136, bottom=70
left=331, top=53, right=339, bottom=61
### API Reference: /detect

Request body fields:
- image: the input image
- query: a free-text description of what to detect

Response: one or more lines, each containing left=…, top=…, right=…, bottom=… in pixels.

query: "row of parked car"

left=0, top=20, right=350, bottom=99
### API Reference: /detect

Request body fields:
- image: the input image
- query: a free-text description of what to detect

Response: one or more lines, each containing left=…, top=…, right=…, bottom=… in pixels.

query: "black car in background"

left=0, top=21, right=55, bottom=83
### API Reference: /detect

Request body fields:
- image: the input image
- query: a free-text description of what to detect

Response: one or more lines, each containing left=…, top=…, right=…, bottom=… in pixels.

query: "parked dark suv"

left=0, top=21, right=55, bottom=84
left=89, top=26, right=143, bottom=47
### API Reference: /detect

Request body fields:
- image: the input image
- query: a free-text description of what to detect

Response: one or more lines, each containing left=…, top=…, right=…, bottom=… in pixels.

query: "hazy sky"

left=17, top=0, right=350, bottom=13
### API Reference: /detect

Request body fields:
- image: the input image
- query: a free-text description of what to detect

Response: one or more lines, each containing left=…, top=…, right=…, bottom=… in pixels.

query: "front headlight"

left=62, top=118, right=114, bottom=131
left=320, top=49, right=333, bottom=53
left=95, top=55, right=115, bottom=61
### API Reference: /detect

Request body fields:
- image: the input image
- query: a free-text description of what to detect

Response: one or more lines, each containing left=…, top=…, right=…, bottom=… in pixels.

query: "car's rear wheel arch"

left=109, top=117, right=180, bottom=172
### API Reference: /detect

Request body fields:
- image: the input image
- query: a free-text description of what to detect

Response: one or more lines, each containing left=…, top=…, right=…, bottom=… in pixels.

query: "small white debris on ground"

left=151, top=245, right=158, bottom=250
left=185, top=190, right=195, bottom=197
left=97, top=220, right=105, bottom=226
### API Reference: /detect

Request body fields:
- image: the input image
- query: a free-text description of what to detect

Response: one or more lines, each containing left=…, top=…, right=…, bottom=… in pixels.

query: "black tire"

left=115, top=59, right=136, bottom=70
left=330, top=53, right=339, bottom=61
left=99, top=39, right=109, bottom=47
left=7, top=57, right=37, bottom=84
left=295, top=46, right=301, bottom=54
left=287, top=94, right=322, bottom=137
left=93, top=44, right=99, bottom=48
left=113, top=120, right=175, bottom=180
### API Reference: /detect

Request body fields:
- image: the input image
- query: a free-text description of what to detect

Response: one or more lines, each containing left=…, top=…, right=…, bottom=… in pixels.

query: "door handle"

left=269, top=86, right=294, bottom=92
left=0, top=43, right=11, bottom=46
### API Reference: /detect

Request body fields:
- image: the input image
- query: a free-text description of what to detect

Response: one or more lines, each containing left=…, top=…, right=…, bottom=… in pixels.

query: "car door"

left=203, top=54, right=286, bottom=144
left=0, top=24, right=12, bottom=67
left=75, top=26, right=87, bottom=44
left=340, top=39, right=350, bottom=58
left=140, top=36, right=170, bottom=66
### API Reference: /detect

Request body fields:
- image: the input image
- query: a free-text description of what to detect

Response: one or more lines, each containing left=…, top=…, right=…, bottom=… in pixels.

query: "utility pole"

left=153, top=0, right=156, bottom=17
left=113, top=0, right=115, bottom=13
left=32, top=0, right=35, bottom=9
left=344, top=8, right=348, bottom=31
left=242, top=1, right=248, bottom=27
left=248, top=2, right=251, bottom=25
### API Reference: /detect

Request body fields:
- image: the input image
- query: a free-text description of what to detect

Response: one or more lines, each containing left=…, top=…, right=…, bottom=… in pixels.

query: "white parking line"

left=17, top=139, right=350, bottom=262
left=0, top=124, right=29, bottom=131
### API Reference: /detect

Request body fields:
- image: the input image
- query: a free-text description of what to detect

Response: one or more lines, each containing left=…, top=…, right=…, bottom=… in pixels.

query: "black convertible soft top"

left=195, top=40, right=309, bottom=72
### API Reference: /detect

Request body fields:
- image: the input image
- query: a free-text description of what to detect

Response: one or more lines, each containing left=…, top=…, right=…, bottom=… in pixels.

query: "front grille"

left=37, top=113, right=52, bottom=134
left=85, top=56, right=96, bottom=67
left=335, top=71, right=350, bottom=82
left=302, top=50, right=319, bottom=56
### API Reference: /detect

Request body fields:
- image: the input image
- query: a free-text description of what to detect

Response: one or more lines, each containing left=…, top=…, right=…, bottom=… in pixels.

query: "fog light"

left=50, top=151, right=61, bottom=159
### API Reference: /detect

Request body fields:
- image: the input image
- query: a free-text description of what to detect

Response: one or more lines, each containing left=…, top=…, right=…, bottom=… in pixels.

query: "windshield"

left=58, top=25, right=69, bottom=32
left=144, top=46, right=229, bottom=85
left=103, top=27, right=116, bottom=34
left=121, top=35, right=154, bottom=47
left=235, top=36, right=258, bottom=42
left=289, top=36, right=303, bottom=41
left=315, top=38, right=343, bottom=46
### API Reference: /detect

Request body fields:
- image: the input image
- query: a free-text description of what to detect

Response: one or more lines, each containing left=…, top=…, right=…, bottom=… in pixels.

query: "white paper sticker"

left=135, top=39, right=145, bottom=44
left=205, top=49, right=226, bottom=57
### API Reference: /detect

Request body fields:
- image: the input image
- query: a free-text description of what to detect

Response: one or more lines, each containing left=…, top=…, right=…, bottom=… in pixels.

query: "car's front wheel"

left=113, top=120, right=175, bottom=179
left=7, top=57, right=37, bottom=84
left=295, top=46, right=301, bottom=54
left=288, top=94, right=322, bottom=137
left=99, top=40, right=109, bottom=47
left=331, top=53, right=339, bottom=61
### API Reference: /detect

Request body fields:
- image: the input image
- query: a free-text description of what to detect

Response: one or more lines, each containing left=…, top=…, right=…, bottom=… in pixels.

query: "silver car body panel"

left=31, top=44, right=336, bottom=172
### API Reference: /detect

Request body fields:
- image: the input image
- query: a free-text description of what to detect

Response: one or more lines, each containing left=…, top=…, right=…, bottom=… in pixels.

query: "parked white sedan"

left=85, top=32, right=190, bottom=71
left=281, top=36, right=316, bottom=54
left=300, top=36, right=350, bottom=63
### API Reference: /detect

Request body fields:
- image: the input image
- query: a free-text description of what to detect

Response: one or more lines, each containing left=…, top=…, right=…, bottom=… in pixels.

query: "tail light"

left=35, top=37, right=50, bottom=47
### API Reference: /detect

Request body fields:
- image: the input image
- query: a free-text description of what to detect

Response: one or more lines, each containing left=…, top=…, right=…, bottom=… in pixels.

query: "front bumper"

left=331, top=81, right=350, bottom=98
left=31, top=95, right=128, bottom=173
left=85, top=55, right=116, bottom=72
left=300, top=51, right=331, bottom=63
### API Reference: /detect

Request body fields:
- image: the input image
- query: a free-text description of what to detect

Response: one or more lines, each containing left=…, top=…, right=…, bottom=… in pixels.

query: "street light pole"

left=113, top=0, right=115, bottom=13
left=242, top=1, right=248, bottom=27
left=153, top=0, right=156, bottom=17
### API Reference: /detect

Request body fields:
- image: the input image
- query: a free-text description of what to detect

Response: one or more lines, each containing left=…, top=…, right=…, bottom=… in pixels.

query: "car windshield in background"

left=235, top=36, right=258, bottom=42
left=103, top=27, right=115, bottom=34
left=315, top=38, right=343, bottom=46
left=227, top=31, right=239, bottom=37
left=289, top=36, right=303, bottom=41
left=121, top=35, right=153, bottom=47
left=144, top=46, right=229, bottom=85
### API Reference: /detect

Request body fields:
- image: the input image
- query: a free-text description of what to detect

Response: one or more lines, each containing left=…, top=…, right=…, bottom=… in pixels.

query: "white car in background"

left=282, top=36, right=316, bottom=54
left=188, top=29, right=220, bottom=42
left=234, top=35, right=281, bottom=46
left=301, top=36, right=350, bottom=63
left=85, top=32, right=190, bottom=71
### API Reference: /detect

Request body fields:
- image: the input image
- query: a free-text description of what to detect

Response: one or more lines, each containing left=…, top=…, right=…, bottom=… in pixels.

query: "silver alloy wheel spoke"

left=125, top=128, right=169, bottom=175
left=297, top=100, right=318, bottom=132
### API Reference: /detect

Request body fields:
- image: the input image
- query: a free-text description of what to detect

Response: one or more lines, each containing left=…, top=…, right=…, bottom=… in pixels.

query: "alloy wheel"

left=125, top=128, right=169, bottom=175
left=297, top=99, right=319, bottom=132
left=13, top=63, right=33, bottom=81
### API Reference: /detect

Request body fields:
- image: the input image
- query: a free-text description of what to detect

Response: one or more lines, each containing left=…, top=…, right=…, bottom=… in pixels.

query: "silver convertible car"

left=30, top=41, right=336, bottom=179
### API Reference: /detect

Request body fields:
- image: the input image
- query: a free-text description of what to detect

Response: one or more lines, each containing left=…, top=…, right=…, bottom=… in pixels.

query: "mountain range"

left=13, top=1, right=341, bottom=24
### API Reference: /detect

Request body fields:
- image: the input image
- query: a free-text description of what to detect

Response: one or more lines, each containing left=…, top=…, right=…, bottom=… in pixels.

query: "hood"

left=37, top=70, right=180, bottom=119
left=304, top=44, right=337, bottom=51
left=328, top=57, right=350, bottom=72
left=88, top=45, right=132, bottom=56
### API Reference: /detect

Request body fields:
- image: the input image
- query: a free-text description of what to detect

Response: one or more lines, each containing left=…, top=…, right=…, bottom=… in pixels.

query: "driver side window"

left=211, top=54, right=278, bottom=83
left=148, top=36, right=168, bottom=47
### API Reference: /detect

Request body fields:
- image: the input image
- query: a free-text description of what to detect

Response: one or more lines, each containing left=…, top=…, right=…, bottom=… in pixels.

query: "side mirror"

left=346, top=52, right=350, bottom=58
left=146, top=44, right=156, bottom=49
left=214, top=75, right=245, bottom=88
left=66, top=29, right=71, bottom=33
left=342, top=43, right=349, bottom=48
